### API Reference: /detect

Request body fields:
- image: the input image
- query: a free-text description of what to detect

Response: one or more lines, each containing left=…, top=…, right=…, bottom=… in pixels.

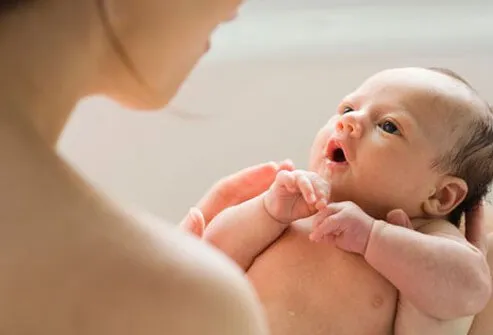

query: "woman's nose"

left=336, top=114, right=363, bottom=138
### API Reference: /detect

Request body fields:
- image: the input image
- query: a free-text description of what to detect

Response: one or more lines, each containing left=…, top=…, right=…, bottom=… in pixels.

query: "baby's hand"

left=310, top=201, right=374, bottom=255
left=263, top=170, right=329, bottom=224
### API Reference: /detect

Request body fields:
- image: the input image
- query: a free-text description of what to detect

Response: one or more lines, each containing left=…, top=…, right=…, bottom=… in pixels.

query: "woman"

left=1, top=0, right=490, bottom=334
left=0, top=0, right=277, bottom=334
left=468, top=204, right=493, bottom=335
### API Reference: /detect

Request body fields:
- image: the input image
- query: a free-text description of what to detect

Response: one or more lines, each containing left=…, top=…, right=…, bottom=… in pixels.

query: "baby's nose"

left=336, top=116, right=362, bottom=137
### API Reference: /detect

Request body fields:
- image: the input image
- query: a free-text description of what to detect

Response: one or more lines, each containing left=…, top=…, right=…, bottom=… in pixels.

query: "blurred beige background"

left=58, top=1, right=493, bottom=223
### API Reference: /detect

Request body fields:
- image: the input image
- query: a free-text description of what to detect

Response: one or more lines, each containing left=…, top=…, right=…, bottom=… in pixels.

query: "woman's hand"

left=465, top=203, right=488, bottom=255
left=180, top=160, right=295, bottom=236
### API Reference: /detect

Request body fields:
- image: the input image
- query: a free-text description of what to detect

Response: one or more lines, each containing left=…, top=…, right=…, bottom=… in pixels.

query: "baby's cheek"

left=308, top=143, right=325, bottom=173
left=308, top=126, right=332, bottom=172
left=362, top=163, right=425, bottom=209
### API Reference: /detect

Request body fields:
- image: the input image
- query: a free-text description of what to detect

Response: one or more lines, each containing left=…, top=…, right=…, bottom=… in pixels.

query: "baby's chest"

left=246, top=222, right=398, bottom=335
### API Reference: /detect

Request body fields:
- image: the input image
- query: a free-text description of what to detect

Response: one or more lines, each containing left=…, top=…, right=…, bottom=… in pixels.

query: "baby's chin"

left=310, top=155, right=380, bottom=212
left=308, top=157, right=330, bottom=180
left=323, top=182, right=390, bottom=220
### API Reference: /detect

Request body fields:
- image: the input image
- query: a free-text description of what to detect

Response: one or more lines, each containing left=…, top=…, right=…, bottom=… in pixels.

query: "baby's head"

left=309, top=67, right=493, bottom=225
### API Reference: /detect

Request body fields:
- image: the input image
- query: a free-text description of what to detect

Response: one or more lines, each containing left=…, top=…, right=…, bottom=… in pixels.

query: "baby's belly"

left=247, top=220, right=398, bottom=335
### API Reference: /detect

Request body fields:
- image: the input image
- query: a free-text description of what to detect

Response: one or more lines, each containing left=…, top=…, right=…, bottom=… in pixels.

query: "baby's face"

left=309, top=68, right=468, bottom=219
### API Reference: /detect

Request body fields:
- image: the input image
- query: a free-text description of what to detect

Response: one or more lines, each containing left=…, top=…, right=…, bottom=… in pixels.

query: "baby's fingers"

left=312, top=203, right=340, bottom=229
left=312, top=206, right=331, bottom=229
left=294, top=172, right=317, bottom=204
left=313, top=180, right=330, bottom=210
left=312, top=176, right=330, bottom=201
left=278, top=159, right=296, bottom=172
left=310, top=216, right=339, bottom=242
left=275, top=170, right=297, bottom=193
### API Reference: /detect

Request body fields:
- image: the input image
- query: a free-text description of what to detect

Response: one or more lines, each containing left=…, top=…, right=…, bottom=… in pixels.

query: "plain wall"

left=58, top=3, right=493, bottom=223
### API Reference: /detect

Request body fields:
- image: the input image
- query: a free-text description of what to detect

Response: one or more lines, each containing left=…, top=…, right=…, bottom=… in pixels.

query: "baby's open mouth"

left=326, top=140, right=347, bottom=163
left=331, top=148, right=346, bottom=162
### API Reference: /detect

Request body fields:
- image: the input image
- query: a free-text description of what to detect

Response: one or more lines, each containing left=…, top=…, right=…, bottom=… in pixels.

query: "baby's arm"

left=311, top=202, right=492, bottom=320
left=202, top=195, right=287, bottom=271
left=204, top=170, right=329, bottom=270
left=365, top=219, right=491, bottom=319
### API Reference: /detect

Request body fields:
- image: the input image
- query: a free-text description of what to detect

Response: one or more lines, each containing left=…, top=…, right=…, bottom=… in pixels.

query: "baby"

left=201, top=67, right=493, bottom=335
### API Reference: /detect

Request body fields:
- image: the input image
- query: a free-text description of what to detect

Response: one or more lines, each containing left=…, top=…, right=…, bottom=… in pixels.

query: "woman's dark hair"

left=0, top=0, right=31, bottom=12
left=0, top=0, right=144, bottom=88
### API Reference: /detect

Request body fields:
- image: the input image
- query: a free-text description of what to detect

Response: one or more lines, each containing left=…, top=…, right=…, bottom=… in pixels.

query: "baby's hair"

left=427, top=67, right=493, bottom=226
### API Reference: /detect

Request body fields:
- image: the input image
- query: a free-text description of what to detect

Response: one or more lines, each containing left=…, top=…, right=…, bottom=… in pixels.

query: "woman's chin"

left=110, top=91, right=175, bottom=112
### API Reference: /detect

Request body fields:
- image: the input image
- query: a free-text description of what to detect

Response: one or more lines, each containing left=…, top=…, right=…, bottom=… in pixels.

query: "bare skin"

left=0, top=0, right=280, bottom=334
left=247, top=218, right=489, bottom=335
left=197, top=68, right=493, bottom=335
left=188, top=196, right=493, bottom=335
left=248, top=219, right=397, bottom=335
left=253, top=177, right=493, bottom=335
left=0, top=129, right=283, bottom=335
left=6, top=1, right=491, bottom=334
left=468, top=205, right=493, bottom=335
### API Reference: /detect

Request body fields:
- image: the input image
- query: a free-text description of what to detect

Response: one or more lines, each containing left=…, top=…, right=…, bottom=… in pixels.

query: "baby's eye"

left=379, top=120, right=401, bottom=135
left=342, top=106, right=354, bottom=114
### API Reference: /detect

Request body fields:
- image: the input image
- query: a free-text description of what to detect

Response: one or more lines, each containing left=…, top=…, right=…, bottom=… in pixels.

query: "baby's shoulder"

left=414, top=218, right=465, bottom=241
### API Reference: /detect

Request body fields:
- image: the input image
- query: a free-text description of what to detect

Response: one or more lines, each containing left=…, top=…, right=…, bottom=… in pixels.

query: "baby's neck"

left=409, top=217, right=437, bottom=230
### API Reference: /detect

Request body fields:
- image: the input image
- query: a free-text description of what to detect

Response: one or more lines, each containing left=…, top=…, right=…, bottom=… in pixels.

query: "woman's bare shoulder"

left=0, top=200, right=267, bottom=335
left=83, top=207, right=269, bottom=335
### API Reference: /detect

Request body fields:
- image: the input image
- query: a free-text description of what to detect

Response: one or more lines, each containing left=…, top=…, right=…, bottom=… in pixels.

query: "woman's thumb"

left=386, top=209, right=413, bottom=229
left=180, top=207, right=205, bottom=237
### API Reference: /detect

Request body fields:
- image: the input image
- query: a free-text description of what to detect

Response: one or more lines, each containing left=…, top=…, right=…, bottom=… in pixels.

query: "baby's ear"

left=422, top=176, right=468, bottom=217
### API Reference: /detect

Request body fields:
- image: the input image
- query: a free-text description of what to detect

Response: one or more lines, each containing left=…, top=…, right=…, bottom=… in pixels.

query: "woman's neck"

left=0, top=0, right=103, bottom=148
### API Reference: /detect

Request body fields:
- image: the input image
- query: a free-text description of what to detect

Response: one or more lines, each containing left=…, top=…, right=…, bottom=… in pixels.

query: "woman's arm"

left=467, top=203, right=493, bottom=335
left=188, top=160, right=295, bottom=227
